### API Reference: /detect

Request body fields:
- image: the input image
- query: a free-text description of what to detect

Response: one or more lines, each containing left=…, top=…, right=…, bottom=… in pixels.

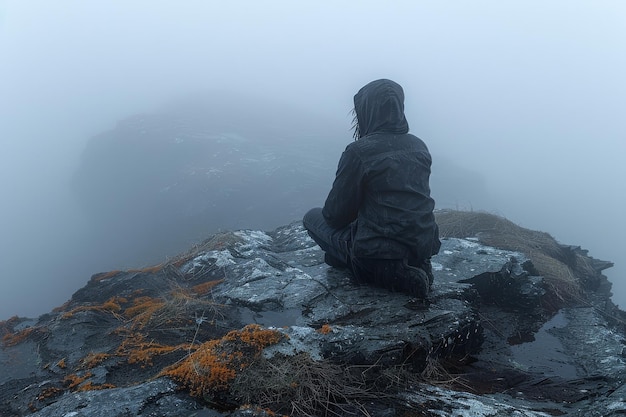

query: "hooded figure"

left=303, top=79, right=440, bottom=298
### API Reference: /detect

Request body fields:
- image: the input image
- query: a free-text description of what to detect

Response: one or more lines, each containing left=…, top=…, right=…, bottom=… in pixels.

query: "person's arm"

left=322, top=145, right=363, bottom=229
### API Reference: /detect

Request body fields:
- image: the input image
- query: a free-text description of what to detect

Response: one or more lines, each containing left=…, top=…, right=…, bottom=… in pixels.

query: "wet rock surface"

left=1, top=216, right=624, bottom=416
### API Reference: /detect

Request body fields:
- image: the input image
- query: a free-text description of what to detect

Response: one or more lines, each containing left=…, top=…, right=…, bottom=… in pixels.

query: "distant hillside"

left=71, top=92, right=492, bottom=268
left=71, top=93, right=344, bottom=265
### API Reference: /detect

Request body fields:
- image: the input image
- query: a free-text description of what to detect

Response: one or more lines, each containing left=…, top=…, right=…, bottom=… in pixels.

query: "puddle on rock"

left=509, top=311, right=578, bottom=379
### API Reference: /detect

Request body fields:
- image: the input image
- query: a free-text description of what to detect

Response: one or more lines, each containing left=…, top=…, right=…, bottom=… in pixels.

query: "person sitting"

left=303, top=78, right=440, bottom=299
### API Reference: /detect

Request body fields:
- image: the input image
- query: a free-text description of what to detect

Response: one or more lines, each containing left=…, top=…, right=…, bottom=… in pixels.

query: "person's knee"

left=303, top=207, right=323, bottom=230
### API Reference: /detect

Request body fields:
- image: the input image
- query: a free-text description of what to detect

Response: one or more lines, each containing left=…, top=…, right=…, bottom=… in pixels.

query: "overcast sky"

left=1, top=1, right=624, bottom=318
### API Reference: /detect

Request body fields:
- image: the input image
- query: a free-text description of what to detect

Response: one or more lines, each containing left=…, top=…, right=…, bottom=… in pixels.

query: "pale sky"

left=1, top=1, right=624, bottom=318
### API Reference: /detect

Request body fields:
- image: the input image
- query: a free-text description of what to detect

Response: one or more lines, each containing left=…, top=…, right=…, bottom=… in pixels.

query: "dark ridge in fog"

left=71, top=92, right=345, bottom=268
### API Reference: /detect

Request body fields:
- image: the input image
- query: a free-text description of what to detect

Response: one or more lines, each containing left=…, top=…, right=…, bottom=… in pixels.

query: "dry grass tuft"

left=2, top=326, right=36, bottom=347
left=130, top=284, right=223, bottom=330
left=1, top=317, right=51, bottom=348
left=1, top=325, right=48, bottom=347
left=435, top=210, right=588, bottom=305
left=231, top=353, right=381, bottom=417
left=123, top=296, right=168, bottom=329
left=436, top=210, right=559, bottom=257
left=60, top=281, right=222, bottom=331
left=116, top=332, right=191, bottom=366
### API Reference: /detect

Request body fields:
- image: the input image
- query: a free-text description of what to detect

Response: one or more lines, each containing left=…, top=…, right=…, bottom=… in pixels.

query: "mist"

left=1, top=1, right=624, bottom=319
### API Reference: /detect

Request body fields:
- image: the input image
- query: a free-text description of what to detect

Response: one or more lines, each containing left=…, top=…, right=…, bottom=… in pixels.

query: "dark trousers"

left=302, top=207, right=353, bottom=268
left=303, top=207, right=433, bottom=296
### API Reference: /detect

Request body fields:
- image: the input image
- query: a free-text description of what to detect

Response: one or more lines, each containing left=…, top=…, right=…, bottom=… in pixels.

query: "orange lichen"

left=76, top=382, right=116, bottom=392
left=81, top=352, right=111, bottom=369
left=63, top=370, right=116, bottom=392
left=2, top=326, right=36, bottom=347
left=161, top=324, right=283, bottom=398
left=64, top=372, right=94, bottom=390
left=116, top=332, right=191, bottom=367
left=191, top=279, right=224, bottom=296
left=0, top=316, right=23, bottom=343
left=61, top=310, right=77, bottom=319
left=161, top=339, right=237, bottom=395
left=101, top=299, right=123, bottom=312
left=127, top=342, right=188, bottom=366
left=56, top=358, right=67, bottom=369
left=61, top=296, right=126, bottom=319
left=317, top=324, right=333, bottom=335
left=111, top=325, right=133, bottom=338
left=36, top=387, right=63, bottom=401
left=224, top=324, right=283, bottom=349
left=123, top=296, right=166, bottom=328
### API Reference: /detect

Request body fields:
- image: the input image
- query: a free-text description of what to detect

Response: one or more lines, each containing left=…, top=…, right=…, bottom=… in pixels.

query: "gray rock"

left=30, top=379, right=200, bottom=417
left=1, top=220, right=623, bottom=416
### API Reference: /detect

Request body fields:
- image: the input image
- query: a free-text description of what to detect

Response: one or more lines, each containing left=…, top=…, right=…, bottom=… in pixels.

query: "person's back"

left=303, top=79, right=440, bottom=298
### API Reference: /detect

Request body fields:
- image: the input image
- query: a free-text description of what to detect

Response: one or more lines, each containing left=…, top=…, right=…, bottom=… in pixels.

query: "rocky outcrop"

left=1, top=212, right=624, bottom=416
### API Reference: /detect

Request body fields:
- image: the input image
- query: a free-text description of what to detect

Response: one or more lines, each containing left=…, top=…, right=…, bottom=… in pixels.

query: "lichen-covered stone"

left=1, top=219, right=623, bottom=416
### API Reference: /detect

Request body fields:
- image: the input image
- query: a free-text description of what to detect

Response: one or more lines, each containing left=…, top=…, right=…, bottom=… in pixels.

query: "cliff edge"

left=1, top=211, right=623, bottom=417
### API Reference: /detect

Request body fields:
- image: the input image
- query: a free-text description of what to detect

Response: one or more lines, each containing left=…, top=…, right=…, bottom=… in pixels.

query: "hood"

left=353, top=79, right=409, bottom=138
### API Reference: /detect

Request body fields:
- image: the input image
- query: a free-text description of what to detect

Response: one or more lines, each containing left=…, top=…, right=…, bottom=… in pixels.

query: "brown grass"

left=435, top=210, right=586, bottom=305
left=130, top=285, right=223, bottom=330
left=231, top=353, right=381, bottom=417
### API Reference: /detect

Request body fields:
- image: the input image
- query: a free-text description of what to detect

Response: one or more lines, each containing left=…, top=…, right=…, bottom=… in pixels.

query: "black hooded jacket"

left=322, top=79, right=441, bottom=261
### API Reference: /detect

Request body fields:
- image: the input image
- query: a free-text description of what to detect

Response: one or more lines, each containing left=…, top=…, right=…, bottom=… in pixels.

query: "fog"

left=1, top=1, right=624, bottom=319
